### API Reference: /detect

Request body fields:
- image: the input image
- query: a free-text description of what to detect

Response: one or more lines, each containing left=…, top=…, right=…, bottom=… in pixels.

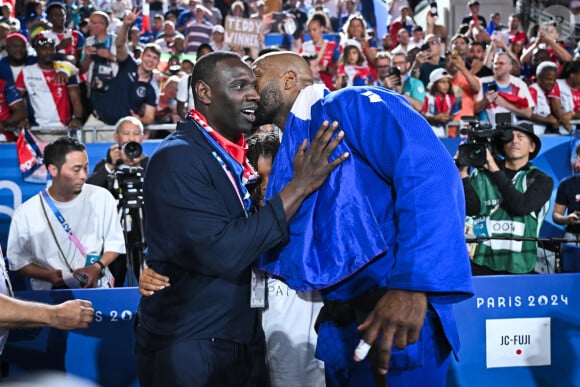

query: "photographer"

left=457, top=121, right=553, bottom=275
left=87, top=116, right=147, bottom=286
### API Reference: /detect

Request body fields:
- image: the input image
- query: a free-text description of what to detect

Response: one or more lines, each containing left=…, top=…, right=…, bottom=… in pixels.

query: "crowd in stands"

left=0, top=0, right=579, bottom=141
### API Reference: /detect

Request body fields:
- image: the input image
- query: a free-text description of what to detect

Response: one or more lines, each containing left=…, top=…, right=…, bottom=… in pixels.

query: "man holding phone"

left=475, top=52, right=534, bottom=126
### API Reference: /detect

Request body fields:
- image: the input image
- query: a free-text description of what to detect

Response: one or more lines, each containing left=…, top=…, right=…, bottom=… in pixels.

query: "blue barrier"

left=2, top=275, right=579, bottom=386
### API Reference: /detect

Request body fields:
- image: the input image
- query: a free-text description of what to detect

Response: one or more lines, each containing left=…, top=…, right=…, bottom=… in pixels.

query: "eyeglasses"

left=429, top=40, right=440, bottom=46
left=392, top=61, right=406, bottom=66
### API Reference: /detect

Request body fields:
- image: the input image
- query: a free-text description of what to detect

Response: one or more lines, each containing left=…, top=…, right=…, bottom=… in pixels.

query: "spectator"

left=410, top=24, right=425, bottom=50
left=338, top=0, right=357, bottom=31
left=165, top=0, right=185, bottom=22
left=154, top=75, right=181, bottom=127
left=183, top=3, right=214, bottom=54
left=484, top=32, right=521, bottom=77
left=551, top=60, right=580, bottom=134
left=507, top=13, right=527, bottom=47
left=7, top=137, right=125, bottom=290
left=392, top=51, right=425, bottom=111
left=341, top=14, right=377, bottom=64
left=425, top=7, right=448, bottom=51
left=528, top=61, right=560, bottom=135
left=390, top=27, right=411, bottom=55
left=461, top=0, right=486, bottom=29
left=176, top=0, right=201, bottom=33
left=127, top=26, right=143, bottom=56
left=450, top=33, right=469, bottom=60
left=0, top=3, right=20, bottom=32
left=40, top=2, right=85, bottom=65
left=486, top=12, right=503, bottom=36
left=380, top=32, right=393, bottom=51
left=553, top=143, right=580, bottom=241
left=335, top=38, right=372, bottom=89
left=109, top=0, right=132, bottom=20
left=87, top=116, right=148, bottom=285
left=88, top=11, right=161, bottom=134
left=301, top=12, right=339, bottom=91
left=15, top=37, right=83, bottom=141
left=520, top=24, right=573, bottom=70
left=446, top=50, right=480, bottom=122
left=141, top=14, right=164, bottom=43
left=284, top=0, right=309, bottom=42
left=301, top=53, right=324, bottom=84
left=388, top=4, right=415, bottom=46
left=203, top=0, right=223, bottom=26
left=0, top=69, right=27, bottom=142
left=77, top=0, right=97, bottom=22
left=475, top=52, right=534, bottom=126
left=154, top=20, right=184, bottom=54
left=79, top=11, right=118, bottom=117
left=417, top=33, right=445, bottom=87
left=0, top=34, right=36, bottom=84
left=421, top=68, right=458, bottom=137
left=209, top=24, right=231, bottom=52
left=458, top=122, right=553, bottom=275
left=467, top=40, right=492, bottom=77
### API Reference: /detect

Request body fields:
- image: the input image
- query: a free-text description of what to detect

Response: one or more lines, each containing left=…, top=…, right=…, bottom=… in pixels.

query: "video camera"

left=457, top=113, right=513, bottom=168
left=110, top=166, right=144, bottom=209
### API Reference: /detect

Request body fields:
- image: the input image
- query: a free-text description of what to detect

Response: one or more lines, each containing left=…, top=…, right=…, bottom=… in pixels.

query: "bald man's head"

left=254, top=52, right=314, bottom=85
left=252, top=52, right=314, bottom=128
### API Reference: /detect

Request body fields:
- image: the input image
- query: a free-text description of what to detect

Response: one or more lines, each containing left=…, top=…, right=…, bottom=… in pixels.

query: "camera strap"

left=39, top=190, right=85, bottom=274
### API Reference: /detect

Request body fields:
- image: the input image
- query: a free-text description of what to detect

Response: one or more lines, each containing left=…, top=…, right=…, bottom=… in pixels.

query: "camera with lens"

left=457, top=113, right=514, bottom=168
left=121, top=141, right=143, bottom=160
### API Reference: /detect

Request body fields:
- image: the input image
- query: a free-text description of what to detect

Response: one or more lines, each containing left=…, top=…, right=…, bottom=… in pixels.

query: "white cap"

left=429, top=68, right=452, bottom=83
left=212, top=24, right=224, bottom=33
left=535, top=61, right=558, bottom=77
left=343, top=38, right=362, bottom=52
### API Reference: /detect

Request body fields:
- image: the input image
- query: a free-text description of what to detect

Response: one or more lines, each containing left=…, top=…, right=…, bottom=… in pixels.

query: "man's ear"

left=282, top=70, right=298, bottom=90
left=47, top=164, right=58, bottom=179
left=194, top=80, right=211, bottom=104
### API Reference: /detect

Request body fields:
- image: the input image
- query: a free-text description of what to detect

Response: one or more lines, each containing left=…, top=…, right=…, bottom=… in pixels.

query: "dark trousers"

left=135, top=335, right=268, bottom=387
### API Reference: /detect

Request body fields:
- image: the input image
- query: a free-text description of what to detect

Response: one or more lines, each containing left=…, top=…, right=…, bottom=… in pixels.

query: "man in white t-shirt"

left=7, top=137, right=125, bottom=290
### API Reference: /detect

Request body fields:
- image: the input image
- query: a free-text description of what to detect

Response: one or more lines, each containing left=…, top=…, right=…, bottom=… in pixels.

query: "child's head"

left=343, top=39, right=364, bottom=66
left=428, top=68, right=453, bottom=95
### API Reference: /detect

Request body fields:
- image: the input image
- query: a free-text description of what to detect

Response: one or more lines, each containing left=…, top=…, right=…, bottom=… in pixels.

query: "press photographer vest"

left=468, top=166, right=550, bottom=273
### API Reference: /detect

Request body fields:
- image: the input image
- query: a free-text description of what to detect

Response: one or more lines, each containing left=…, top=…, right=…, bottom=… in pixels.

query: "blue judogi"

left=259, top=85, right=473, bottom=385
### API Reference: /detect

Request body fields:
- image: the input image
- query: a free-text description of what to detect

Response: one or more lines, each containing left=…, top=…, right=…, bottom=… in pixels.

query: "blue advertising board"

left=2, top=275, right=579, bottom=386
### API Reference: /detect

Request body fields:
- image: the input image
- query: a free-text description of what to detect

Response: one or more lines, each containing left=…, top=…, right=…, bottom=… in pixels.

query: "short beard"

left=255, top=81, right=283, bottom=127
